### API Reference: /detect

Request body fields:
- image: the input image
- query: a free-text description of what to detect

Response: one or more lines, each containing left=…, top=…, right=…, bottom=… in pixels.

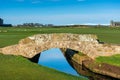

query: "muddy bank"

left=62, top=48, right=120, bottom=80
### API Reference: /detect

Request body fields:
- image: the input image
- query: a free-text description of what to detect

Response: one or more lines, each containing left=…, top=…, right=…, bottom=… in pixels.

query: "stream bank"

left=61, top=48, right=120, bottom=80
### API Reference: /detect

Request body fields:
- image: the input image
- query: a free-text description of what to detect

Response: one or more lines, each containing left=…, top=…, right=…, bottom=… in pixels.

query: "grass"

left=0, top=54, right=87, bottom=80
left=0, top=27, right=120, bottom=79
left=95, top=54, right=120, bottom=67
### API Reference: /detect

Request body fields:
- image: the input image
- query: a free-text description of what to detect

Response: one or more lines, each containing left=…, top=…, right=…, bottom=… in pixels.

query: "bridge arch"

left=18, top=33, right=98, bottom=59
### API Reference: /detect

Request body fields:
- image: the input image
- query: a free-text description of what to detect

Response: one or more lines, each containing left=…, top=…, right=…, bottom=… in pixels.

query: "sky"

left=0, top=0, right=120, bottom=25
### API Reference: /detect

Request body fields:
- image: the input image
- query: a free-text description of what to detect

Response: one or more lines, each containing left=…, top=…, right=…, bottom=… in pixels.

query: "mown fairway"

left=0, top=27, right=120, bottom=80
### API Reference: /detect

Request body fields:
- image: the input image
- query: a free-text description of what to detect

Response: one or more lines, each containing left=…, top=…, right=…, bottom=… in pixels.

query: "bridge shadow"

left=28, top=53, right=41, bottom=63
left=62, top=48, right=79, bottom=69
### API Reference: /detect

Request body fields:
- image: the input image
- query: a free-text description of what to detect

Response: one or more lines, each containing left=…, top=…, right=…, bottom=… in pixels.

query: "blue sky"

left=0, top=0, right=120, bottom=25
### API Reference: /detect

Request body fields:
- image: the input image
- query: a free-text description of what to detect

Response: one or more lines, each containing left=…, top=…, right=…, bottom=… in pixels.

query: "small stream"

left=37, top=48, right=118, bottom=80
left=38, top=48, right=80, bottom=76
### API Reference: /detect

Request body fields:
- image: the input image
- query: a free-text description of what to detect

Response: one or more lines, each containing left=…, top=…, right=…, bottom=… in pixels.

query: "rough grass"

left=0, top=54, right=87, bottom=80
left=95, top=54, right=120, bottom=67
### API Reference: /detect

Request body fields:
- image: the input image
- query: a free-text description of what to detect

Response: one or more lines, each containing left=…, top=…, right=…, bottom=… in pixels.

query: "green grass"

left=0, top=27, right=120, bottom=47
left=0, top=54, right=87, bottom=80
left=95, top=54, right=120, bottom=67
left=0, top=27, right=120, bottom=79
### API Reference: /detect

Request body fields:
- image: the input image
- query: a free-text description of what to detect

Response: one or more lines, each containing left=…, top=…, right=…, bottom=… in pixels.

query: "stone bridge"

left=1, top=33, right=120, bottom=59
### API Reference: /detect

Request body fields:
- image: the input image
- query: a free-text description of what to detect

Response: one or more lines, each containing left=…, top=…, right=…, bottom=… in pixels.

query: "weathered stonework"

left=1, top=33, right=120, bottom=59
